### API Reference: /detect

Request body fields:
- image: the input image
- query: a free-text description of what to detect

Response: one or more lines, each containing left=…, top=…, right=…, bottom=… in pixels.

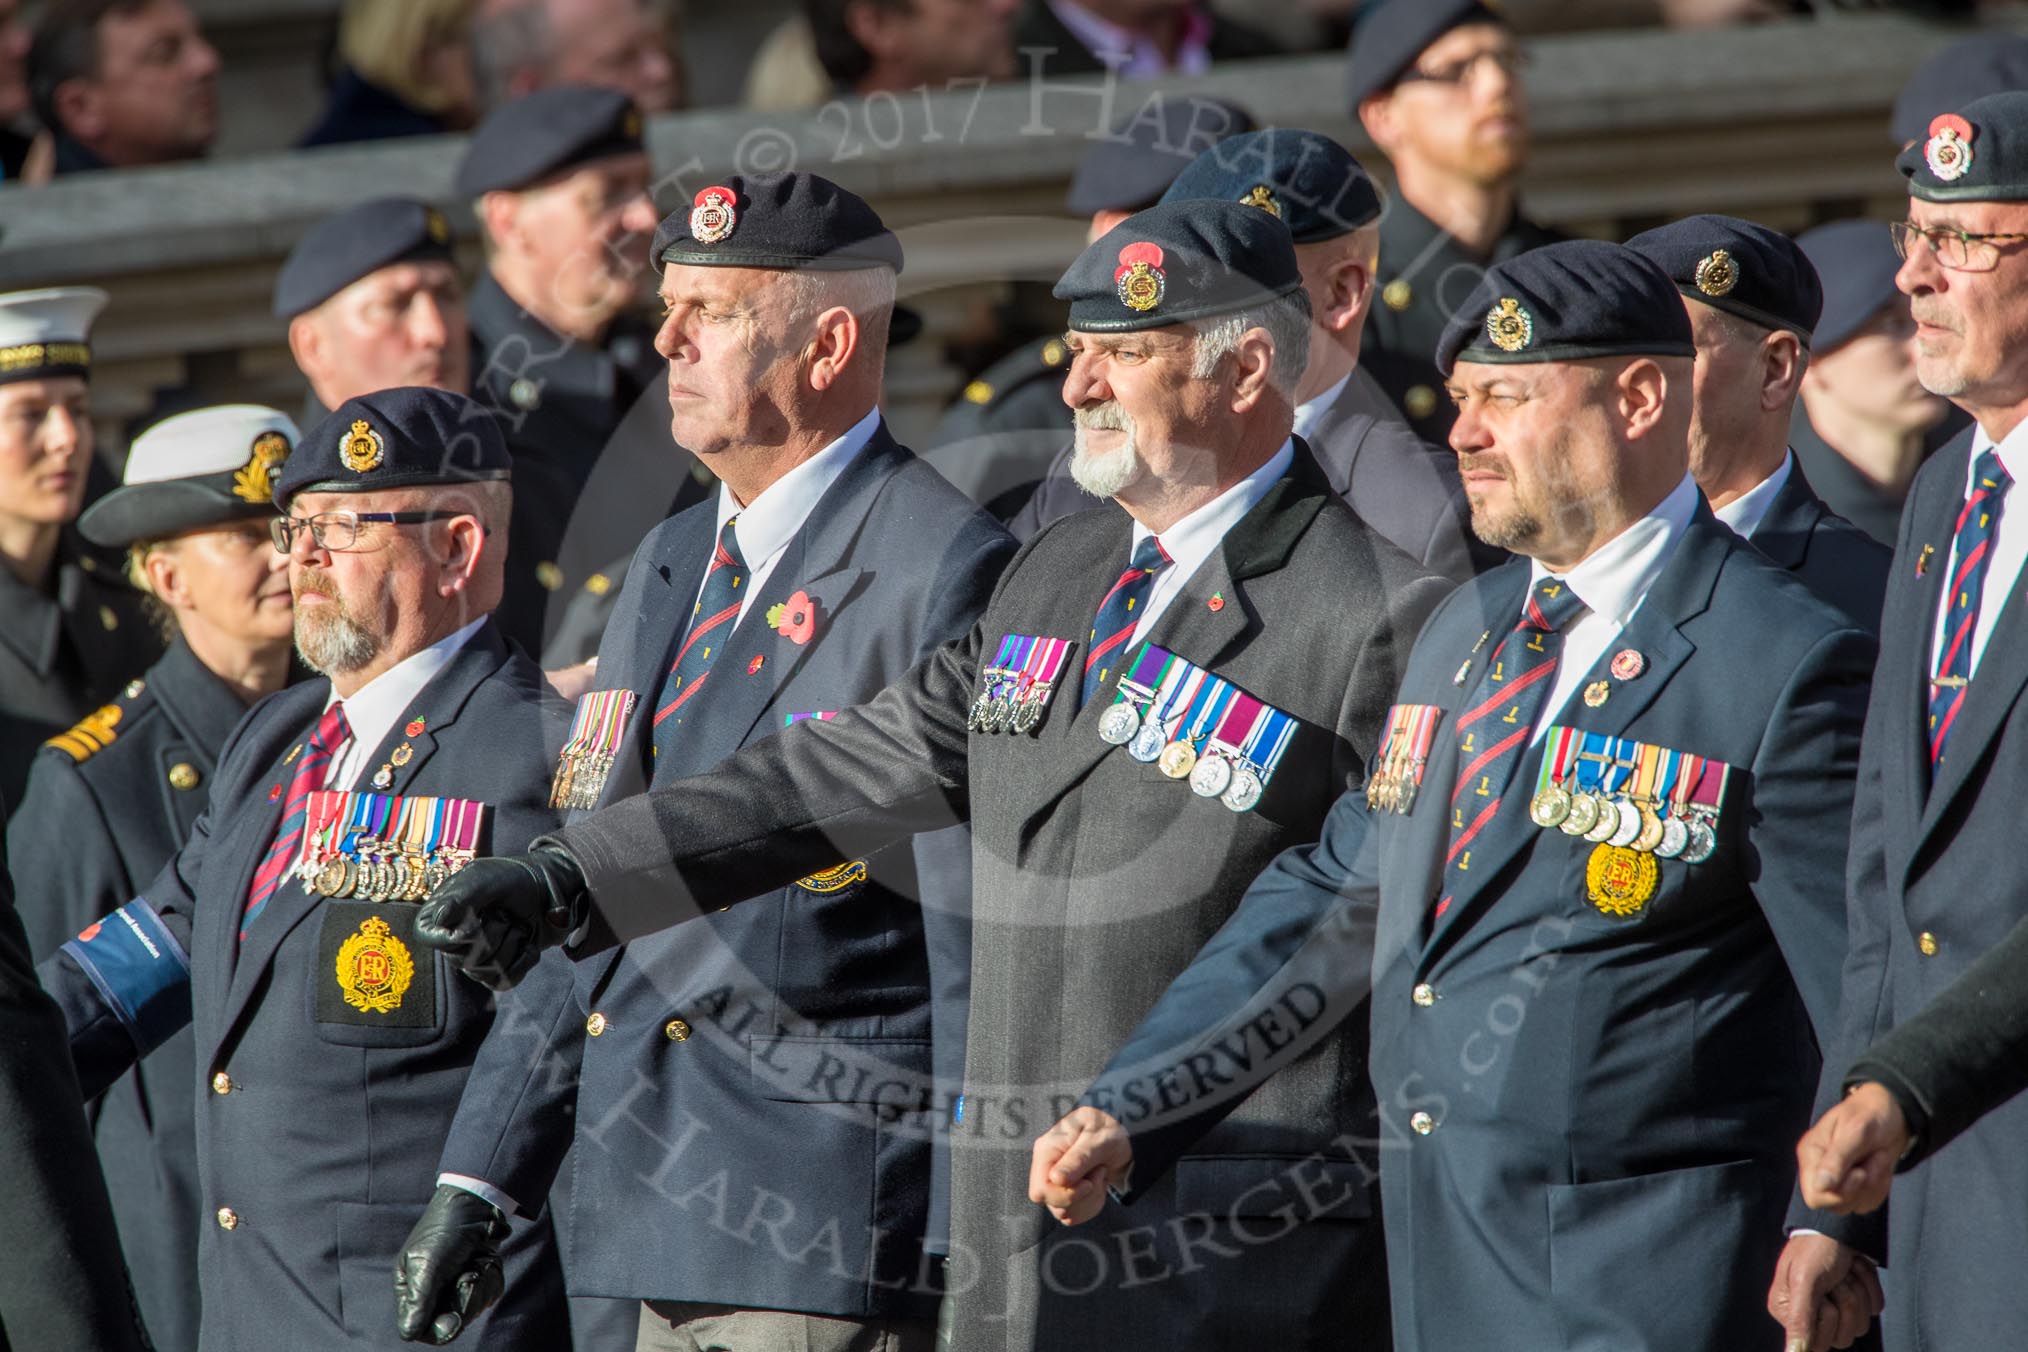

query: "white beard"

left=1070, top=402, right=1145, bottom=499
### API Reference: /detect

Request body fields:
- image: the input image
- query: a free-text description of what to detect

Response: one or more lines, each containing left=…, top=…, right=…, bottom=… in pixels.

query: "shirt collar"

left=715, top=406, right=881, bottom=565
left=1293, top=374, right=1353, bottom=444
left=321, top=616, right=486, bottom=747
left=1045, top=0, right=1212, bottom=75
left=1710, top=450, right=1793, bottom=540
left=1131, top=437, right=1295, bottom=574
left=1529, top=473, right=1701, bottom=628
left=1970, top=414, right=2028, bottom=486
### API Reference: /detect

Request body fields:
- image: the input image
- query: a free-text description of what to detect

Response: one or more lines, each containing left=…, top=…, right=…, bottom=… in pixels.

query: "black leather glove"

left=394, top=1185, right=510, bottom=1344
left=412, top=844, right=587, bottom=991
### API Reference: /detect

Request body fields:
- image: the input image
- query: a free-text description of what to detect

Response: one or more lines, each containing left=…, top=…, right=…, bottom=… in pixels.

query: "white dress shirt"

left=1526, top=474, right=1701, bottom=745
left=1127, top=438, right=1294, bottom=645
left=1711, top=450, right=1794, bottom=541
left=1292, top=374, right=1352, bottom=446
left=701, top=406, right=879, bottom=626
left=320, top=618, right=487, bottom=789
left=1928, top=419, right=2028, bottom=680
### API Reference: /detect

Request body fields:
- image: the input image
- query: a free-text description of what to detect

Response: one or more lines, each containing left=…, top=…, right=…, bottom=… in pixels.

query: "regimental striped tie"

left=1929, top=448, right=2012, bottom=767
left=1082, top=535, right=1170, bottom=706
left=241, top=701, right=349, bottom=941
left=652, top=517, right=748, bottom=758
left=1439, top=578, right=1589, bottom=907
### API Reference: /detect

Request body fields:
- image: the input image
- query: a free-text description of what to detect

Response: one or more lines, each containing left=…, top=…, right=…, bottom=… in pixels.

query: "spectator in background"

left=807, top=0, right=1018, bottom=98
left=1012, top=0, right=1278, bottom=78
left=470, top=0, right=682, bottom=115
left=0, top=0, right=31, bottom=181
left=742, top=13, right=829, bottom=111
left=275, top=198, right=470, bottom=423
left=299, top=0, right=479, bottom=147
left=26, top=0, right=218, bottom=175
left=1793, top=219, right=1953, bottom=547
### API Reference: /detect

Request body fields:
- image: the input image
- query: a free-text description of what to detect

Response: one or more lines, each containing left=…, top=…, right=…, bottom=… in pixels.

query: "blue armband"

left=62, top=900, right=191, bottom=1056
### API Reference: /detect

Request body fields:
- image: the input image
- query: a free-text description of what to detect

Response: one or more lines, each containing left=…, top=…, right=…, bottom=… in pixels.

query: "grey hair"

left=469, top=0, right=551, bottom=114
left=781, top=267, right=897, bottom=355
left=1189, top=289, right=1313, bottom=394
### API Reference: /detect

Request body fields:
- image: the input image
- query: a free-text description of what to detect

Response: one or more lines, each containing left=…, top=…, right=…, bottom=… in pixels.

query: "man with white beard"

left=35, top=388, right=575, bottom=1351
left=416, top=198, right=1451, bottom=1351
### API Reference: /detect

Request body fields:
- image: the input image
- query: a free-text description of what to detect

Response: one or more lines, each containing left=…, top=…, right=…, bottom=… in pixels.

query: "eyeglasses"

left=1890, top=220, right=2028, bottom=273
left=270, top=510, right=449, bottom=553
left=1396, top=48, right=1530, bottom=88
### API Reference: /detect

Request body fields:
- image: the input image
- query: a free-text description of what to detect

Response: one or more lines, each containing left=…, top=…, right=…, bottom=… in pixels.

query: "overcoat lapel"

left=1890, top=435, right=1971, bottom=879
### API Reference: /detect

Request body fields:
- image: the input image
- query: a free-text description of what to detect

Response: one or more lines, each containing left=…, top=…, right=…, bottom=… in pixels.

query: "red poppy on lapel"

left=768, top=590, right=819, bottom=646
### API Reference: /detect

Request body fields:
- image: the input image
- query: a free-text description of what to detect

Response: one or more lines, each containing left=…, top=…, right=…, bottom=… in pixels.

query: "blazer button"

left=665, top=1019, right=691, bottom=1042
left=1411, top=983, right=1435, bottom=1007
left=211, top=1071, right=233, bottom=1094
left=586, top=1012, right=607, bottom=1036
left=1918, top=931, right=1939, bottom=957
left=1410, top=1111, right=1436, bottom=1136
left=216, top=1207, right=239, bottom=1230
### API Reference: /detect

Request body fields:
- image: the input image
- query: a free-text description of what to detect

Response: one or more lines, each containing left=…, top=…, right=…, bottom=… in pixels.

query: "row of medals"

left=1098, top=697, right=1265, bottom=812
left=968, top=676, right=1050, bottom=735
left=310, top=836, right=472, bottom=902
left=1528, top=782, right=1716, bottom=863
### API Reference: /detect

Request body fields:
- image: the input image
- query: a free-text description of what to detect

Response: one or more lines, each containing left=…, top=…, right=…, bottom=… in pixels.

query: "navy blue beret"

left=275, top=387, right=511, bottom=505
left=1899, top=91, right=2028, bottom=202
left=1796, top=220, right=1903, bottom=354
left=1055, top=199, right=1301, bottom=333
left=1436, top=239, right=1695, bottom=376
left=273, top=198, right=454, bottom=319
left=651, top=172, right=902, bottom=274
left=455, top=85, right=645, bottom=198
left=1891, top=35, right=2028, bottom=147
left=1625, top=214, right=1822, bottom=346
left=1064, top=95, right=1256, bottom=217
left=1346, top=0, right=1503, bottom=110
left=1162, top=128, right=1380, bottom=244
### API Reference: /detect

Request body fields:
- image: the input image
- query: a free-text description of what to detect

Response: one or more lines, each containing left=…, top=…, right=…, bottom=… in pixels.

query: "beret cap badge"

left=1114, top=242, right=1167, bottom=313
left=690, top=186, right=738, bottom=245
left=1239, top=185, right=1283, bottom=218
left=342, top=419, right=385, bottom=473
left=1485, top=296, right=1534, bottom=353
left=232, top=430, right=292, bottom=504
left=1926, top=113, right=1975, bottom=183
left=425, top=209, right=450, bottom=245
left=1693, top=249, right=1738, bottom=297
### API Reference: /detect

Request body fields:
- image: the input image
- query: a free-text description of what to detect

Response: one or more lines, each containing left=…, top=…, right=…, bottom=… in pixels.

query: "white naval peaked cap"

left=123, top=405, right=302, bottom=484
left=0, top=287, right=109, bottom=383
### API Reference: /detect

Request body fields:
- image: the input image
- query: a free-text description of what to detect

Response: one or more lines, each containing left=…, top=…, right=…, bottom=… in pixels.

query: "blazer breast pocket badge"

left=970, top=635, right=1073, bottom=735
left=1367, top=703, right=1443, bottom=815
left=1095, top=641, right=1295, bottom=813
left=316, top=900, right=435, bottom=1028
left=550, top=689, right=638, bottom=809
left=1527, top=725, right=1731, bottom=919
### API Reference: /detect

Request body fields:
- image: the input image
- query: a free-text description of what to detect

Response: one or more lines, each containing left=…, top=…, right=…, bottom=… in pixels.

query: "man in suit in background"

left=414, top=197, right=1448, bottom=1352
left=396, top=172, right=1011, bottom=1352
left=1011, top=0, right=1277, bottom=80
left=1032, top=241, right=1879, bottom=1352
left=35, top=389, right=572, bottom=1351
left=1772, top=90, right=2028, bottom=1352
left=1016, top=128, right=1495, bottom=581
left=1628, top=214, right=1893, bottom=633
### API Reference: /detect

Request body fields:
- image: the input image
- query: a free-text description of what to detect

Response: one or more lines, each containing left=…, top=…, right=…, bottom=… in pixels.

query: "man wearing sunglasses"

left=1771, top=90, right=2028, bottom=1352
left=31, top=387, right=574, bottom=1351
left=1348, top=0, right=1562, bottom=448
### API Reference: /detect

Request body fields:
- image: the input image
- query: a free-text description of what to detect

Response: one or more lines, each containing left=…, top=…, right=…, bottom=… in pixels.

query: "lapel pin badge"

left=405, top=717, right=426, bottom=737
left=1916, top=544, right=1935, bottom=577
left=1208, top=592, right=1225, bottom=612
left=390, top=743, right=413, bottom=767
left=1583, top=680, right=1611, bottom=708
left=1609, top=649, right=1645, bottom=681
left=748, top=654, right=765, bottom=675
left=372, top=765, right=394, bottom=790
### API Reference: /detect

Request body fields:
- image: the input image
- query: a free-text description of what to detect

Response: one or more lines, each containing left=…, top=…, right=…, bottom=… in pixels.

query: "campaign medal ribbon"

left=1160, top=675, right=1236, bottom=779
left=1224, top=704, right=1295, bottom=813
left=1387, top=704, right=1443, bottom=815
left=1099, top=644, right=1172, bottom=746
left=1681, top=759, right=1728, bottom=864
left=1130, top=660, right=1207, bottom=763
left=1655, top=749, right=1703, bottom=859
left=1193, top=690, right=1263, bottom=798
left=1011, top=637, right=1073, bottom=735
left=1528, top=725, right=1581, bottom=828
left=988, top=635, right=1033, bottom=733
left=550, top=689, right=637, bottom=809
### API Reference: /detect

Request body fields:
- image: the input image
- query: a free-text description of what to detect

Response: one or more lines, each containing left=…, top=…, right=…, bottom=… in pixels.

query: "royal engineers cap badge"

left=1694, top=249, right=1738, bottom=297
left=336, top=914, right=415, bottom=1013
left=341, top=419, right=384, bottom=474
left=691, top=186, right=738, bottom=244
left=1486, top=297, right=1533, bottom=353
left=1926, top=113, right=1975, bottom=182
left=1115, top=242, right=1167, bottom=313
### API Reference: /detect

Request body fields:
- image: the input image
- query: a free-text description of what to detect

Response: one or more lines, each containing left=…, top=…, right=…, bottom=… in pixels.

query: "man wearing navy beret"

left=401, top=172, right=1014, bottom=1352
left=458, top=85, right=712, bottom=655
left=1627, top=214, right=1892, bottom=633
left=415, top=195, right=1448, bottom=1351
left=1032, top=238, right=1878, bottom=1352
left=1783, top=88, right=2028, bottom=1352
left=1349, top=0, right=1563, bottom=446
left=32, top=387, right=574, bottom=1350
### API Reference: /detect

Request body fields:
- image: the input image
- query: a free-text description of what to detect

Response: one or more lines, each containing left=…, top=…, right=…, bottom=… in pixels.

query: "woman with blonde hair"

left=301, top=0, right=480, bottom=146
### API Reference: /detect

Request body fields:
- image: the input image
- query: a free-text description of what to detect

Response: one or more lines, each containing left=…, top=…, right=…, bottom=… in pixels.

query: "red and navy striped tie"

left=1442, top=578, right=1588, bottom=892
left=1082, top=535, right=1169, bottom=705
left=1929, top=448, right=2012, bottom=767
left=653, top=517, right=748, bottom=756
left=241, top=701, right=349, bottom=941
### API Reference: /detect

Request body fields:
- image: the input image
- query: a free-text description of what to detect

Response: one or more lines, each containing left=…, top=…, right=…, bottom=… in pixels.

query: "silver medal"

left=1221, top=766, right=1264, bottom=813
left=1098, top=701, right=1142, bottom=746
left=1189, top=752, right=1233, bottom=798
left=1127, top=720, right=1168, bottom=762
